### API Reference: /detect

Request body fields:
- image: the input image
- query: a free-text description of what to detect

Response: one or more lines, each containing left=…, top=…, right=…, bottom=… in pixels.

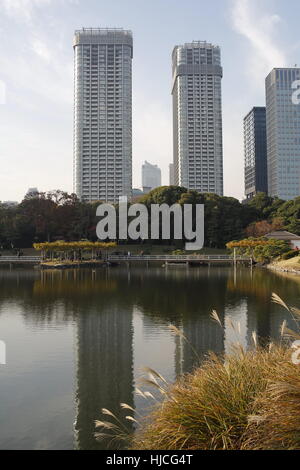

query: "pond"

left=0, top=266, right=298, bottom=449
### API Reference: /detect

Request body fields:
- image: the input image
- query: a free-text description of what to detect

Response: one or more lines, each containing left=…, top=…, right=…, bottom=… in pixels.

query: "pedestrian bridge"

left=0, top=254, right=252, bottom=266
left=107, top=254, right=251, bottom=265
left=0, top=256, right=41, bottom=264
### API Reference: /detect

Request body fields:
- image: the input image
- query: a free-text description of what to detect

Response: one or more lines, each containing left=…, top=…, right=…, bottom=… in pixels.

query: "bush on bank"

left=227, top=238, right=291, bottom=263
left=132, top=346, right=300, bottom=450
left=281, top=250, right=300, bottom=261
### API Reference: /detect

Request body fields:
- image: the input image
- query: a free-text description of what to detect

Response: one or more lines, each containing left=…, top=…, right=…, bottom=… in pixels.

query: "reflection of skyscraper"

left=181, top=314, right=224, bottom=373
left=176, top=270, right=227, bottom=373
left=75, top=304, right=134, bottom=450
left=245, top=296, right=271, bottom=348
left=224, top=299, right=248, bottom=354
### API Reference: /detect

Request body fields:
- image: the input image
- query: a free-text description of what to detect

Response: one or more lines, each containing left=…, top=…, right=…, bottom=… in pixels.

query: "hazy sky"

left=0, top=0, right=299, bottom=202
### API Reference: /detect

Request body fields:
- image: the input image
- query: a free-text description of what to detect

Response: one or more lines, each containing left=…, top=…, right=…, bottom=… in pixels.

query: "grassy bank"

left=132, top=345, right=299, bottom=450
left=269, top=256, right=300, bottom=274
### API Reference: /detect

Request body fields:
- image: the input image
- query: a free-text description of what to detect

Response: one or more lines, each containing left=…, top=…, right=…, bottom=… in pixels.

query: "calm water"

left=0, top=265, right=299, bottom=450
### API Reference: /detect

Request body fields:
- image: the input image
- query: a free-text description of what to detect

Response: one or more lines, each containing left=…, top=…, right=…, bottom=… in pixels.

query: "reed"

left=132, top=346, right=294, bottom=450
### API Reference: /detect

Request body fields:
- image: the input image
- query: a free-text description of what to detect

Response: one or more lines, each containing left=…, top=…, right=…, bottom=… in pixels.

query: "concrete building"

left=73, top=28, right=133, bottom=203
left=266, top=68, right=300, bottom=200
left=142, top=161, right=161, bottom=193
left=25, top=188, right=39, bottom=198
left=132, top=188, right=145, bottom=201
left=172, top=41, right=224, bottom=195
left=169, top=163, right=175, bottom=186
left=244, top=107, right=268, bottom=200
left=3, top=201, right=18, bottom=207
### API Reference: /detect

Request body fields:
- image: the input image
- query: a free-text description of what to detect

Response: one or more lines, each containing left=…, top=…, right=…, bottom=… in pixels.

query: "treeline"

left=0, top=187, right=299, bottom=249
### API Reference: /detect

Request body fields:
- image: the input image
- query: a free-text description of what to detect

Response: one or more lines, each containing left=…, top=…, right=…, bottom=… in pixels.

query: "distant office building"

left=25, top=188, right=39, bottom=198
left=266, top=68, right=300, bottom=200
left=244, top=107, right=268, bottom=200
left=3, top=201, right=18, bottom=207
left=172, top=41, right=224, bottom=195
left=169, top=163, right=175, bottom=186
left=73, top=28, right=133, bottom=203
left=132, top=188, right=144, bottom=197
left=142, top=161, right=161, bottom=193
left=132, top=188, right=145, bottom=201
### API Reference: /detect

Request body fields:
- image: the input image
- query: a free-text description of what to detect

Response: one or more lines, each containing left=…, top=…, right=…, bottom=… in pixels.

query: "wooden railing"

left=0, top=256, right=41, bottom=264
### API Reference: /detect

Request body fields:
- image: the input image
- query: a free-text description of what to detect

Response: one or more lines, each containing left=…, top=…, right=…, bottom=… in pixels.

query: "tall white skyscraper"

left=73, top=28, right=133, bottom=203
left=172, top=41, right=223, bottom=195
left=142, top=161, right=161, bottom=192
left=266, top=68, right=300, bottom=200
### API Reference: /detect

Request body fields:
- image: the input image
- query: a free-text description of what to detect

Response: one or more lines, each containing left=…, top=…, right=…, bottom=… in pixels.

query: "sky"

left=0, top=0, right=299, bottom=202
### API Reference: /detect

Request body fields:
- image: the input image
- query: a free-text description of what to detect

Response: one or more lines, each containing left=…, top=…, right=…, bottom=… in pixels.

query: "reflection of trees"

left=1, top=266, right=297, bottom=346
left=226, top=268, right=300, bottom=301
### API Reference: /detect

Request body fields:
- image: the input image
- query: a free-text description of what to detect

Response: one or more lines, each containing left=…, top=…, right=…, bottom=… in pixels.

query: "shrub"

left=171, top=250, right=186, bottom=255
left=132, top=347, right=295, bottom=450
left=281, top=250, right=299, bottom=260
left=242, top=357, right=300, bottom=450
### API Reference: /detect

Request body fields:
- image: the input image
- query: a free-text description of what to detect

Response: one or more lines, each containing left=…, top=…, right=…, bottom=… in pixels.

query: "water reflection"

left=0, top=266, right=299, bottom=449
left=74, top=304, right=134, bottom=450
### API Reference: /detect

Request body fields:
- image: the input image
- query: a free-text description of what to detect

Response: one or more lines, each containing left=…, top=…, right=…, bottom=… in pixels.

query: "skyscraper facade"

left=265, top=68, right=300, bottom=200
left=172, top=41, right=223, bottom=195
left=73, top=28, right=133, bottom=203
left=244, top=107, right=268, bottom=200
left=169, top=163, right=175, bottom=185
left=142, top=161, right=161, bottom=193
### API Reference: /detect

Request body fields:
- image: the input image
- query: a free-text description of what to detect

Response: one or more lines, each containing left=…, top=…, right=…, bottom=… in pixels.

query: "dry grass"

left=96, top=294, right=300, bottom=451
left=241, top=357, right=300, bottom=450
left=271, top=256, right=300, bottom=272
left=132, top=347, right=298, bottom=450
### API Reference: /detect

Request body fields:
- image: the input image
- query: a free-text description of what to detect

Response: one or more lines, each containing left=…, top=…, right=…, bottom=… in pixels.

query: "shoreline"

left=40, top=260, right=109, bottom=269
left=267, top=260, right=300, bottom=276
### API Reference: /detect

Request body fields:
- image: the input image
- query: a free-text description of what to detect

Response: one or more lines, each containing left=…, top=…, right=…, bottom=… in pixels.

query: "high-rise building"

left=25, top=188, right=39, bottom=198
left=142, top=161, right=161, bottom=193
left=73, top=28, right=133, bottom=203
left=244, top=107, right=268, bottom=200
left=266, top=68, right=300, bottom=200
left=169, top=163, right=175, bottom=186
left=172, top=41, right=223, bottom=195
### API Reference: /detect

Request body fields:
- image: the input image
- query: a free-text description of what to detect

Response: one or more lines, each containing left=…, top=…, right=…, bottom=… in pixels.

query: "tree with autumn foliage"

left=227, top=238, right=290, bottom=263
